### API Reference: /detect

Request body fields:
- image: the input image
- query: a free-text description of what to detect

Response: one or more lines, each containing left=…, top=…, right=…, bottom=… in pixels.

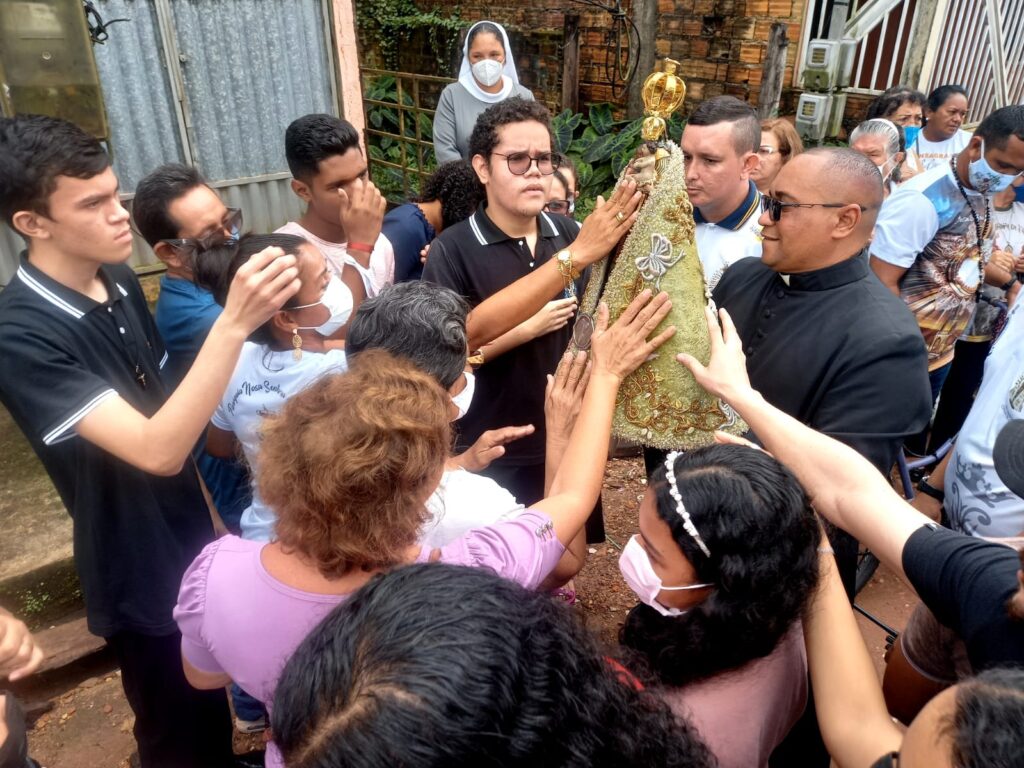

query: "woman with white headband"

left=850, top=118, right=907, bottom=197
left=433, top=21, right=535, bottom=164
left=618, top=443, right=820, bottom=768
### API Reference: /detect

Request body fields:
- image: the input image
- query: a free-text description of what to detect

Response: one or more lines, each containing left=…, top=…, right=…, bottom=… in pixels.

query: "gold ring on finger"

left=615, top=210, right=626, bottom=223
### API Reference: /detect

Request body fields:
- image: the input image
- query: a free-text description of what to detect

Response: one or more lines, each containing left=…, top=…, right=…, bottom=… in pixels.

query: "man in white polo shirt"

left=681, top=95, right=763, bottom=290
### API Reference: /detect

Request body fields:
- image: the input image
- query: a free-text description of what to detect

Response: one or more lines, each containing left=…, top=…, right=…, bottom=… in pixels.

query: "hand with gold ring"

left=571, top=178, right=643, bottom=269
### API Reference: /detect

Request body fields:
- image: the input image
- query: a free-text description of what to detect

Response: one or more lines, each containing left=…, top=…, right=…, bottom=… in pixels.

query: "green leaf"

left=380, top=135, right=393, bottom=150
left=369, top=109, right=383, bottom=129
left=589, top=103, right=615, bottom=136
left=368, top=145, right=385, bottom=161
left=611, top=148, right=633, bottom=178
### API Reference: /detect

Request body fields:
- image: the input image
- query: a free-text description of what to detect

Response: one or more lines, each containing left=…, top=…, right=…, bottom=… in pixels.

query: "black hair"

left=131, top=163, right=207, bottom=247
left=193, top=232, right=307, bottom=345
left=415, top=160, right=485, bottom=230
left=975, top=106, right=1024, bottom=152
left=285, top=114, right=362, bottom=183
left=687, top=96, right=760, bottom=155
left=468, top=97, right=553, bottom=161
left=345, top=281, right=468, bottom=389
left=951, top=667, right=1024, bottom=767
left=553, top=164, right=577, bottom=196
left=272, top=563, right=715, bottom=768
left=927, top=84, right=968, bottom=113
left=621, top=444, right=819, bottom=687
left=865, top=86, right=926, bottom=121
left=466, top=21, right=505, bottom=53
left=0, top=114, right=110, bottom=235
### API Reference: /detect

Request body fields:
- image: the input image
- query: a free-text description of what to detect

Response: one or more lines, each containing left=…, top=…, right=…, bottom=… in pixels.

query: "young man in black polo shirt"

left=423, top=97, right=637, bottom=510
left=0, top=115, right=300, bottom=766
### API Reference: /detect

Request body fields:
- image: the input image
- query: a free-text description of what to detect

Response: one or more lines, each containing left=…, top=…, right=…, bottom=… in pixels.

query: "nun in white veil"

left=433, top=20, right=535, bottom=164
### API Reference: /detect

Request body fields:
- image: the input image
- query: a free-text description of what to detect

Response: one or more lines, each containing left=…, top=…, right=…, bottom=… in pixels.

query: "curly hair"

left=468, top=97, right=553, bottom=162
left=416, top=160, right=485, bottom=230
left=258, top=350, right=451, bottom=579
left=951, top=667, right=1024, bottom=767
left=621, top=444, right=819, bottom=687
left=272, top=563, right=716, bottom=768
left=865, top=86, right=926, bottom=122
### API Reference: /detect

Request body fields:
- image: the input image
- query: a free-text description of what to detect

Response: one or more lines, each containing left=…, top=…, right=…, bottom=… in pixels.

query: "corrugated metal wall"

left=1, top=0, right=335, bottom=286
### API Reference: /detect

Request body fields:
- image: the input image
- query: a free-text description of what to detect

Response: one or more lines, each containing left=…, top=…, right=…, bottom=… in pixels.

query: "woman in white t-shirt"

left=912, top=84, right=972, bottom=171
left=196, top=232, right=352, bottom=542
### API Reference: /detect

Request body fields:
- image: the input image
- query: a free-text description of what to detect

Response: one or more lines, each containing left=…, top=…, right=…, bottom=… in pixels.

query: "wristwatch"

left=916, top=477, right=945, bottom=503
left=554, top=248, right=581, bottom=280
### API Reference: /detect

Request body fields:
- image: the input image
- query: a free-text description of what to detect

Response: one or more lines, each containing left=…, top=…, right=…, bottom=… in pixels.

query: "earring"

left=292, top=328, right=303, bottom=361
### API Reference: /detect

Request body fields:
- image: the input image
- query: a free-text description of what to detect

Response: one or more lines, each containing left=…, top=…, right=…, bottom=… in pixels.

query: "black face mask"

left=0, top=693, right=38, bottom=768
left=871, top=752, right=899, bottom=768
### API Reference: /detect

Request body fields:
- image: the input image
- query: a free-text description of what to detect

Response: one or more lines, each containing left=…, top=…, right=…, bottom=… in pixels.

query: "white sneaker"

left=234, top=715, right=267, bottom=734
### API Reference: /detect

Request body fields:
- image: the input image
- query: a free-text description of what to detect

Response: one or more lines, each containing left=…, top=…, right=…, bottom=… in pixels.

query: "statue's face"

left=472, top=120, right=553, bottom=220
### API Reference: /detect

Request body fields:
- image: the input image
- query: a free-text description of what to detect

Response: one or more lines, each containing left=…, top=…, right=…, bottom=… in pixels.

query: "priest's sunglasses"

left=158, top=208, right=243, bottom=257
left=760, top=196, right=866, bottom=223
left=492, top=151, right=562, bottom=175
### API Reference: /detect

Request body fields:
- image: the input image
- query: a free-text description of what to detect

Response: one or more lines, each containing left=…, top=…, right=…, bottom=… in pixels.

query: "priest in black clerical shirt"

left=713, top=148, right=931, bottom=589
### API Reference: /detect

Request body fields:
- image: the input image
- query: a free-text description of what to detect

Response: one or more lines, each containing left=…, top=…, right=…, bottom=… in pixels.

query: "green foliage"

left=364, top=76, right=437, bottom=202
left=355, top=0, right=463, bottom=71
left=553, top=104, right=685, bottom=219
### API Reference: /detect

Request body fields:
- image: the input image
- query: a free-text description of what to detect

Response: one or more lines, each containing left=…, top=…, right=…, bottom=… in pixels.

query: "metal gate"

left=799, top=0, right=1024, bottom=118
left=921, top=0, right=1024, bottom=120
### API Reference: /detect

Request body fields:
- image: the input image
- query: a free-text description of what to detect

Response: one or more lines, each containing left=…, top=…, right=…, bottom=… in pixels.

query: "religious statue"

left=571, top=58, right=747, bottom=450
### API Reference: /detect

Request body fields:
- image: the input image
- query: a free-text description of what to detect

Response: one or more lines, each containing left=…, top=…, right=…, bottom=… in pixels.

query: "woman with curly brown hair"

left=174, top=290, right=675, bottom=768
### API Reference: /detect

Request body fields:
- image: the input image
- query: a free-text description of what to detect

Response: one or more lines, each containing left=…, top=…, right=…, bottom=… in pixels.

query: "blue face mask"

left=903, top=125, right=922, bottom=147
left=1015, top=184, right=1024, bottom=205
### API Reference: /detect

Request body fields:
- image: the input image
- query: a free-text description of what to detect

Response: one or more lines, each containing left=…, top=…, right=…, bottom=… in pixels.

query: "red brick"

left=739, top=42, right=763, bottom=64
left=746, top=0, right=769, bottom=15
left=690, top=39, right=710, bottom=58
left=768, top=0, right=794, bottom=16
left=656, top=38, right=672, bottom=56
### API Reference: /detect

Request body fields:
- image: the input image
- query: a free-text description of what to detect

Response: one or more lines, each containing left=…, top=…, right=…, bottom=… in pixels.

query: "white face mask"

left=618, top=535, right=713, bottom=617
left=291, top=276, right=353, bottom=337
left=969, top=140, right=1021, bottom=195
left=876, top=155, right=896, bottom=183
left=450, top=370, right=475, bottom=420
left=471, top=59, right=503, bottom=88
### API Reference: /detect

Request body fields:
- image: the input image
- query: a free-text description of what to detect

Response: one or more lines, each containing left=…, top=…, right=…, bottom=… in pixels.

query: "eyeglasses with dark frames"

left=760, top=195, right=867, bottom=223
left=158, top=208, right=243, bottom=257
left=492, top=151, right=562, bottom=176
left=543, top=199, right=575, bottom=215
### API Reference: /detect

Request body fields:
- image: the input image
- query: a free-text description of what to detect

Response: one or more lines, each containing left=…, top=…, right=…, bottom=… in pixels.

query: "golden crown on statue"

left=640, top=58, right=686, bottom=142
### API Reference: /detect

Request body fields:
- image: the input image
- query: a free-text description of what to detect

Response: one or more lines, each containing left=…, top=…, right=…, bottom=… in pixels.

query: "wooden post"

left=331, top=0, right=366, bottom=147
left=627, top=0, right=658, bottom=118
left=561, top=15, right=580, bottom=114
left=757, top=22, right=788, bottom=120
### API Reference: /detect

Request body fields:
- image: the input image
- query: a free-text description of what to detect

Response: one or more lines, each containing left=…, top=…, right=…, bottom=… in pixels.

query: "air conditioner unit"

left=795, top=92, right=831, bottom=142
left=801, top=39, right=840, bottom=92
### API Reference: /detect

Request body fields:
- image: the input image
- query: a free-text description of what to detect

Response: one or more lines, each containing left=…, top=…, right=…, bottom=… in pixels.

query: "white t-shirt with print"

left=212, top=343, right=347, bottom=541
left=945, top=301, right=1024, bottom=537
left=419, top=467, right=526, bottom=548
left=993, top=200, right=1024, bottom=258
left=909, top=129, right=971, bottom=172
left=275, top=221, right=394, bottom=296
left=696, top=218, right=763, bottom=292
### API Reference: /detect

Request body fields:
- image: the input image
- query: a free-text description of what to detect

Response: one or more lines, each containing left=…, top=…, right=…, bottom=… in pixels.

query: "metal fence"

left=360, top=68, right=455, bottom=203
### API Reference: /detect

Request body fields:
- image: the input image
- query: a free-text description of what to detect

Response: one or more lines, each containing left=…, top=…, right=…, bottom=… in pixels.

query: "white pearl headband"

left=664, top=451, right=712, bottom=558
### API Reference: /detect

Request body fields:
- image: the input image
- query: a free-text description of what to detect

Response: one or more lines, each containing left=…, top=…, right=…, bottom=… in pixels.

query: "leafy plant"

left=364, top=75, right=438, bottom=202
left=553, top=104, right=685, bottom=218
left=355, top=0, right=462, bottom=71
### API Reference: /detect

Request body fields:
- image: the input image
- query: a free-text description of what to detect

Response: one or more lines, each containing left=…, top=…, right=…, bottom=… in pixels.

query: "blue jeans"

left=231, top=683, right=266, bottom=723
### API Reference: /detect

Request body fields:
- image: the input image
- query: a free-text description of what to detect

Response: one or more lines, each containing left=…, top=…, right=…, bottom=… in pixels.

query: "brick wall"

left=364, top=1, right=810, bottom=117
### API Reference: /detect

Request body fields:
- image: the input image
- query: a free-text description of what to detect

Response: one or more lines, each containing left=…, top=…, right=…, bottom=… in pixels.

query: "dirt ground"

left=21, top=455, right=914, bottom=767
